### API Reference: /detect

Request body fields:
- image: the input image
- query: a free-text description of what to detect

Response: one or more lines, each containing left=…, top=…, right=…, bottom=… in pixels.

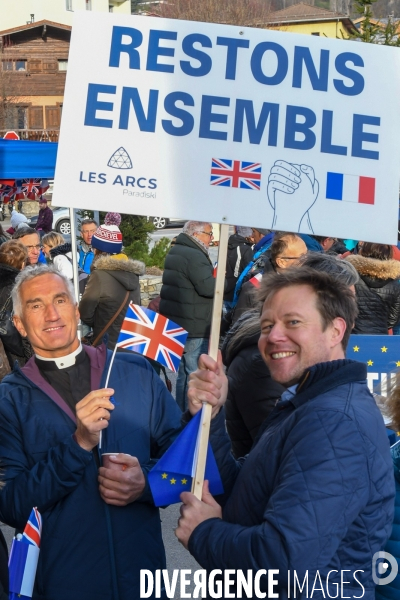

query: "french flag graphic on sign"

left=326, top=172, right=375, bottom=205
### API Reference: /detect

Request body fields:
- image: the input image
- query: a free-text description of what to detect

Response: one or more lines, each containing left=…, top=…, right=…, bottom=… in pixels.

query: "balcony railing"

left=0, top=129, right=59, bottom=142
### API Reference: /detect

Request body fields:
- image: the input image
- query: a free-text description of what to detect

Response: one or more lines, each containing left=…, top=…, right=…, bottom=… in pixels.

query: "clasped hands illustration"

left=267, top=160, right=319, bottom=233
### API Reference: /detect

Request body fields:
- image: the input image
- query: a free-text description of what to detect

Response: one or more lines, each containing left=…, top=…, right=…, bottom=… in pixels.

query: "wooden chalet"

left=0, top=20, right=71, bottom=141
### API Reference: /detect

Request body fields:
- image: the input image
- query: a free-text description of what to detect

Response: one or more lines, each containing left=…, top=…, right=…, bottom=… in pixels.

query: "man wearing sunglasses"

left=160, top=221, right=216, bottom=412
left=12, top=227, right=44, bottom=266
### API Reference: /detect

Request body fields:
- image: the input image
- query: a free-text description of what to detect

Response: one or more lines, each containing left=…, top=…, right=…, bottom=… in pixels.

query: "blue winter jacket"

left=78, top=244, right=94, bottom=274
left=188, top=360, right=395, bottom=599
left=376, top=442, right=400, bottom=599
left=0, top=344, right=182, bottom=600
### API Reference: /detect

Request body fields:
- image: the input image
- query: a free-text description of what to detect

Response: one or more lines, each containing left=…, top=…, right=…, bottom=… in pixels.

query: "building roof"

left=0, top=20, right=71, bottom=37
left=266, top=2, right=355, bottom=31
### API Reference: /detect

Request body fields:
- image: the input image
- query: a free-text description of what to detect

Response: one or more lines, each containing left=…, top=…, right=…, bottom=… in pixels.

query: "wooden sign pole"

left=191, top=223, right=230, bottom=499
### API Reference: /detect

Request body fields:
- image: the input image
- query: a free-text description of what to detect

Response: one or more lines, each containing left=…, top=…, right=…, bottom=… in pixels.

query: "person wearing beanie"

left=79, top=214, right=146, bottom=349
left=35, top=198, right=53, bottom=236
left=224, top=226, right=254, bottom=305
left=6, top=211, right=29, bottom=236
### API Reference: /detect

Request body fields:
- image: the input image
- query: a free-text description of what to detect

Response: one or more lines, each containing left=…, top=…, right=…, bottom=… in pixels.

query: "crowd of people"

left=0, top=205, right=400, bottom=599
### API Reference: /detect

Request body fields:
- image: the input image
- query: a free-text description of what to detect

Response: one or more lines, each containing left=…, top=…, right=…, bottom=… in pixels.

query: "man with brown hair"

left=176, top=268, right=395, bottom=599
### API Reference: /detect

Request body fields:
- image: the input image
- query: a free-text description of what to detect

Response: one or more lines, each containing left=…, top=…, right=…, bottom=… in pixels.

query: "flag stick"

left=69, top=207, right=80, bottom=318
left=191, top=223, right=230, bottom=499
left=99, top=345, right=118, bottom=450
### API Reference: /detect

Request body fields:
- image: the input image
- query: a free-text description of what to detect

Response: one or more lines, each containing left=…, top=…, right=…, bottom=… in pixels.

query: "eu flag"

left=148, top=410, right=224, bottom=506
left=347, top=334, right=400, bottom=394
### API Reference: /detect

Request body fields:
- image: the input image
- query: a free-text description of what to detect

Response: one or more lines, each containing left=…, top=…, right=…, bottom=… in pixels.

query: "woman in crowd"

left=375, top=380, right=400, bottom=599
left=79, top=213, right=145, bottom=350
left=345, top=243, right=400, bottom=334
left=0, top=241, right=32, bottom=370
left=42, top=231, right=78, bottom=280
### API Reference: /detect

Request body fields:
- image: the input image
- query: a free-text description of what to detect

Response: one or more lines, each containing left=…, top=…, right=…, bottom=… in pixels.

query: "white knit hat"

left=11, top=212, right=29, bottom=229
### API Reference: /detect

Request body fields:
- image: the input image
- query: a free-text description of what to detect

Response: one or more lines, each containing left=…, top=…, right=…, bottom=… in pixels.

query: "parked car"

left=28, top=207, right=71, bottom=235
left=150, top=216, right=186, bottom=230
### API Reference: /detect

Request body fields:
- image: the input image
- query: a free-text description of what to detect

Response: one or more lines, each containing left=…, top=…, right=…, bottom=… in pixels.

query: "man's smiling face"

left=14, top=273, right=80, bottom=358
left=258, top=284, right=344, bottom=387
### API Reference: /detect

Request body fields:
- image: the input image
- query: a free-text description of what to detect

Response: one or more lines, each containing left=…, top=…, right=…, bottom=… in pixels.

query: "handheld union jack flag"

left=210, top=158, right=262, bottom=190
left=116, top=304, right=188, bottom=373
left=21, top=178, right=41, bottom=200
left=9, top=507, right=42, bottom=600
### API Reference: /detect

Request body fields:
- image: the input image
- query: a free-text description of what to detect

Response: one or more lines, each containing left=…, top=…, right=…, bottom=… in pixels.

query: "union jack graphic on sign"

left=116, top=304, right=188, bottom=373
left=210, top=158, right=262, bottom=190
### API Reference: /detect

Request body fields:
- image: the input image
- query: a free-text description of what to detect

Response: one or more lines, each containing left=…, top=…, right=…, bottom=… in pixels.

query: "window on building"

left=86, top=0, right=92, bottom=9
left=2, top=61, right=13, bottom=71
left=15, top=60, right=27, bottom=71
left=109, top=5, right=114, bottom=12
left=17, top=107, right=28, bottom=129
left=66, top=0, right=73, bottom=11
left=5, top=106, right=28, bottom=129
left=58, top=59, right=68, bottom=71
left=311, top=32, right=320, bottom=36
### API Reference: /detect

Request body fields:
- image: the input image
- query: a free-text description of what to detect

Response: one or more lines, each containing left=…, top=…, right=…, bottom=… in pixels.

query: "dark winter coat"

left=376, top=442, right=400, bottom=600
left=345, top=255, right=400, bottom=334
left=222, top=327, right=284, bottom=458
left=79, top=255, right=145, bottom=349
left=0, top=344, right=182, bottom=600
left=224, top=234, right=253, bottom=302
left=0, top=263, right=31, bottom=367
left=188, top=360, right=395, bottom=599
left=231, top=257, right=275, bottom=324
left=0, top=530, right=8, bottom=600
left=159, top=233, right=215, bottom=338
left=35, top=207, right=53, bottom=234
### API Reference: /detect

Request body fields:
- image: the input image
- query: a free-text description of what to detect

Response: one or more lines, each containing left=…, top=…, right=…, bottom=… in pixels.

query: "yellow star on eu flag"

left=381, top=346, right=388, bottom=353
left=353, top=346, right=359, bottom=352
left=181, top=478, right=188, bottom=485
left=161, top=473, right=168, bottom=479
left=396, top=361, right=400, bottom=367
left=367, top=360, right=373, bottom=366
left=170, top=478, right=176, bottom=485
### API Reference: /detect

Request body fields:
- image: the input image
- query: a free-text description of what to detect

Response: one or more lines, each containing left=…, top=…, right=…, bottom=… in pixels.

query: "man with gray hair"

left=0, top=265, right=182, bottom=600
left=160, top=220, right=215, bottom=411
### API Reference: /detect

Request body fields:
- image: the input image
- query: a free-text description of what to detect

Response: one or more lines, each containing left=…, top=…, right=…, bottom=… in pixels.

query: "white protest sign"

left=53, top=11, right=400, bottom=243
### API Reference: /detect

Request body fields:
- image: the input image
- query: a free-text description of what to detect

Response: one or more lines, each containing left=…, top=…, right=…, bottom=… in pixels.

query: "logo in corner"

left=108, top=147, right=132, bottom=170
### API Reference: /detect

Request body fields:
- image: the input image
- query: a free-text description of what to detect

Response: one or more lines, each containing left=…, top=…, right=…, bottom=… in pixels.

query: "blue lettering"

left=216, top=36, right=250, bottom=80
left=126, top=176, right=135, bottom=186
left=162, top=92, right=194, bottom=136
left=148, top=178, right=157, bottom=189
left=98, top=173, right=107, bottom=184
left=199, top=95, right=230, bottom=140
left=109, top=26, right=142, bottom=69
left=251, top=42, right=288, bottom=86
left=180, top=34, right=212, bottom=77
left=137, top=177, right=147, bottom=188
left=284, top=105, right=316, bottom=150
left=119, top=87, right=158, bottom=132
left=233, top=100, right=279, bottom=145
left=321, top=110, right=347, bottom=155
left=146, top=30, right=177, bottom=73
left=88, top=172, right=96, bottom=183
left=292, top=47, right=329, bottom=92
left=334, top=53, right=364, bottom=96
left=84, top=84, right=115, bottom=128
left=352, top=114, right=380, bottom=160
left=79, top=171, right=87, bottom=182
left=113, top=176, right=124, bottom=185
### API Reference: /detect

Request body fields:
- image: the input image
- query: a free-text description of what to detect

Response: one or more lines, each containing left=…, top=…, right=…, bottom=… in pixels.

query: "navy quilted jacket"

left=189, top=360, right=395, bottom=599
left=0, top=345, right=182, bottom=600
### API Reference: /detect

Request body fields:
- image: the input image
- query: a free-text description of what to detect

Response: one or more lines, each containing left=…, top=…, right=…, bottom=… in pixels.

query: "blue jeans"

left=175, top=337, right=209, bottom=412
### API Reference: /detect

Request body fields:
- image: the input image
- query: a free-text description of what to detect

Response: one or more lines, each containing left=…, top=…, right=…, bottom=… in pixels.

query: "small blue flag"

left=9, top=508, right=42, bottom=600
left=347, top=334, right=400, bottom=394
left=148, top=409, right=224, bottom=506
